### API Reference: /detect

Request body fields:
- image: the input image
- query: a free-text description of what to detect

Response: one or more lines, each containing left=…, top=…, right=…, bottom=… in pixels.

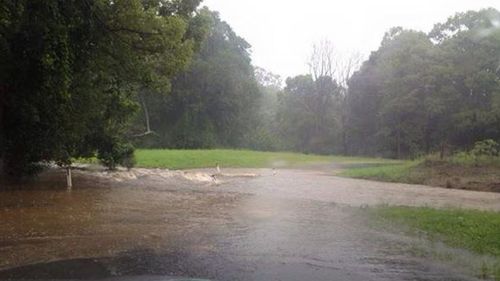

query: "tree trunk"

left=397, top=128, right=402, bottom=159
left=440, top=142, right=447, bottom=160
left=133, top=94, right=155, bottom=138
left=140, top=95, right=151, bottom=133
left=0, top=85, right=5, bottom=167
left=66, top=166, right=72, bottom=191
left=340, top=105, right=348, bottom=155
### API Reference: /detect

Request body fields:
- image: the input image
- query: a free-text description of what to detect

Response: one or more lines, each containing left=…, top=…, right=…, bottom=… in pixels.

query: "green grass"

left=373, top=206, right=500, bottom=257
left=75, top=149, right=399, bottom=170
left=339, top=153, right=500, bottom=191
left=371, top=206, right=500, bottom=280
left=339, top=160, right=424, bottom=184
left=448, top=152, right=500, bottom=167
left=134, top=149, right=339, bottom=169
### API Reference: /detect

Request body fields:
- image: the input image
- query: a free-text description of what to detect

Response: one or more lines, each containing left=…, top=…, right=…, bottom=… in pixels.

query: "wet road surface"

left=1, top=168, right=499, bottom=280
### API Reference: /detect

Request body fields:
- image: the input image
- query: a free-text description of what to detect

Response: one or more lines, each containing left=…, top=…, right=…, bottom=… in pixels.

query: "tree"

left=248, top=67, right=283, bottom=151
left=346, top=28, right=438, bottom=158
left=132, top=9, right=262, bottom=149
left=429, top=8, right=500, bottom=149
left=345, top=8, right=500, bottom=158
left=335, top=52, right=364, bottom=154
left=277, top=74, right=341, bottom=154
left=308, top=39, right=336, bottom=80
left=0, top=0, right=201, bottom=178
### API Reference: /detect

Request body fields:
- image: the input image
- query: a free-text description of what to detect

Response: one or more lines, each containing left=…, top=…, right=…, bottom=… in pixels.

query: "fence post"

left=66, top=166, right=72, bottom=191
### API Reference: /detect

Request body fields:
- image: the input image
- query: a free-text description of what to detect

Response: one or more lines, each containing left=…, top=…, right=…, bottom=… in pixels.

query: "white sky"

left=203, top=0, right=500, bottom=79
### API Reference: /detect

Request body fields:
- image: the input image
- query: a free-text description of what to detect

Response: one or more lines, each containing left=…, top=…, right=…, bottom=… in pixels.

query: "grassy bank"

left=134, top=149, right=338, bottom=169
left=339, top=161, right=422, bottom=183
left=371, top=206, right=500, bottom=279
left=339, top=154, right=500, bottom=192
left=373, top=207, right=500, bottom=257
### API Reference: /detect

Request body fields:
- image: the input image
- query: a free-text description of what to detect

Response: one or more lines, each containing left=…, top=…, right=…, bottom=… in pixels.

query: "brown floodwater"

left=0, top=167, right=498, bottom=280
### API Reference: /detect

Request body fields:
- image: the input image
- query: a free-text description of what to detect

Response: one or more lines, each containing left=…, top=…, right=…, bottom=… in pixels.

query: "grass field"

left=134, top=149, right=394, bottom=170
left=373, top=206, right=500, bottom=257
left=78, top=149, right=500, bottom=192
left=371, top=206, right=500, bottom=279
left=339, top=161, right=421, bottom=183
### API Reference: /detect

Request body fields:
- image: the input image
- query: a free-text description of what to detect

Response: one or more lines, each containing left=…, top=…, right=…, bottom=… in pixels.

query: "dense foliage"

left=1, top=4, right=499, bottom=179
left=345, top=9, right=500, bottom=158
left=276, top=75, right=342, bottom=154
left=274, top=8, right=500, bottom=158
left=132, top=9, right=500, bottom=158
left=132, top=9, right=262, bottom=149
left=0, top=0, right=203, bottom=177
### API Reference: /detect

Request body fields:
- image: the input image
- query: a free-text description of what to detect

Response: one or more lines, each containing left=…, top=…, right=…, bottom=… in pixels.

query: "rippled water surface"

left=1, top=168, right=498, bottom=280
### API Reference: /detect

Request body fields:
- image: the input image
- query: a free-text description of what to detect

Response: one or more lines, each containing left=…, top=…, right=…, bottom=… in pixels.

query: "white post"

left=66, top=166, right=72, bottom=191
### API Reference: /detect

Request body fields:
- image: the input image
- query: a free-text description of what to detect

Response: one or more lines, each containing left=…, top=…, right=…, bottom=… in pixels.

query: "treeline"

left=346, top=8, right=500, bottom=158
left=131, top=10, right=348, bottom=153
left=1, top=3, right=499, bottom=178
left=276, top=8, right=500, bottom=158
left=138, top=8, right=500, bottom=159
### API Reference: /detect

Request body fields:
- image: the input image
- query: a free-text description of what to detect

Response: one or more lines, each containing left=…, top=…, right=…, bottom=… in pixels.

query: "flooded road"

left=1, top=167, right=499, bottom=280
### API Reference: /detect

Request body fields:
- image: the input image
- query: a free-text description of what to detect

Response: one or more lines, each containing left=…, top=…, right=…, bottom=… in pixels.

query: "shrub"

left=470, top=139, right=499, bottom=157
left=449, top=140, right=500, bottom=167
left=98, top=142, right=136, bottom=170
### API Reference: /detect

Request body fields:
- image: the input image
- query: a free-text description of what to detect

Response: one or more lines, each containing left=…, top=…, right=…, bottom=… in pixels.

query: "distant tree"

left=308, top=39, right=336, bottom=80
left=344, top=54, right=384, bottom=156
left=335, top=52, right=364, bottom=154
left=248, top=67, right=283, bottom=151
left=132, top=9, right=262, bottom=149
left=276, top=41, right=348, bottom=154
left=345, top=8, right=500, bottom=158
left=277, top=74, right=341, bottom=154
left=346, top=28, right=439, bottom=158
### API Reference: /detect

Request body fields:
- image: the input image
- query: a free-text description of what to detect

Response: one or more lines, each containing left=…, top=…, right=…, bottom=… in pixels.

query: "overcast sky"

left=203, top=0, right=500, bottom=79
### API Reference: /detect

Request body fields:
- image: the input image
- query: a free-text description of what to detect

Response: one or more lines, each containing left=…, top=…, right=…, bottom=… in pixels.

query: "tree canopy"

left=345, top=8, right=500, bottom=158
left=129, top=7, right=500, bottom=159
left=0, top=0, right=203, bottom=176
left=2, top=4, right=499, bottom=180
left=132, top=9, right=262, bottom=149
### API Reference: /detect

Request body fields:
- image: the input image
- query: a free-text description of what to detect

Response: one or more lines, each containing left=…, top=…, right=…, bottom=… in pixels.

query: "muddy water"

left=0, top=168, right=498, bottom=280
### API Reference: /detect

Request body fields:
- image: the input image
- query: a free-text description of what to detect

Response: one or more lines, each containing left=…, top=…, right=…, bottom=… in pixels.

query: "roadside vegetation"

left=370, top=206, right=500, bottom=280
left=339, top=161, right=420, bottom=183
left=340, top=140, right=500, bottom=192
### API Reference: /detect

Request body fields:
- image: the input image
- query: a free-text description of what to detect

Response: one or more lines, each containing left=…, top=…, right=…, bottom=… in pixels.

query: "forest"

left=1, top=1, right=500, bottom=177
left=133, top=6, right=500, bottom=159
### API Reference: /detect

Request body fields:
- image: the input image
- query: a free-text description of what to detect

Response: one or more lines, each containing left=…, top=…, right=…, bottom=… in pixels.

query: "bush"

left=98, top=142, right=136, bottom=170
left=449, top=140, right=500, bottom=167
left=470, top=139, right=499, bottom=157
